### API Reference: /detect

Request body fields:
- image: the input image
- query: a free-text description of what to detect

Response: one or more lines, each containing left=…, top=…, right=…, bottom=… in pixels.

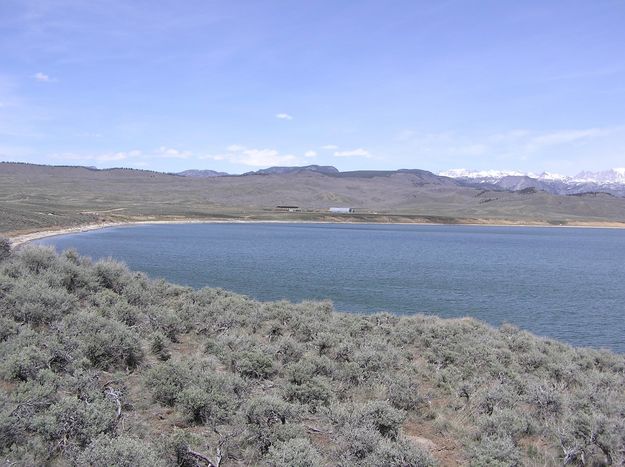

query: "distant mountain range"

left=177, top=169, right=229, bottom=177
left=176, top=165, right=625, bottom=197
left=439, top=168, right=625, bottom=197
left=176, top=164, right=445, bottom=181
left=2, top=161, right=625, bottom=233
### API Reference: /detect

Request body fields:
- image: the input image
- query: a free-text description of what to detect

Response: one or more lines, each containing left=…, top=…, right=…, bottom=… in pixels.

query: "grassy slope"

left=2, top=162, right=625, bottom=235
left=1, top=244, right=624, bottom=466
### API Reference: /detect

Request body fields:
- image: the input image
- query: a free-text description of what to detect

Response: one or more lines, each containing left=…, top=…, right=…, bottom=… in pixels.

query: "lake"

left=36, top=223, right=625, bottom=352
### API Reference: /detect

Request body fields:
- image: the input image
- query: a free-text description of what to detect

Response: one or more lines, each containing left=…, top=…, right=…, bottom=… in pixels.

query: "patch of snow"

left=439, top=169, right=525, bottom=180
left=441, top=168, right=625, bottom=186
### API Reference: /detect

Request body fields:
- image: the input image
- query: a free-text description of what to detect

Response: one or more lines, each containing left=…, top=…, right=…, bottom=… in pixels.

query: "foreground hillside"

left=2, top=162, right=625, bottom=235
left=1, top=242, right=624, bottom=466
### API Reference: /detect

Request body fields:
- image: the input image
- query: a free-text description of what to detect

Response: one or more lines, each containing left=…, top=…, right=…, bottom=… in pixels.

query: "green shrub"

left=64, top=312, right=144, bottom=370
left=470, top=434, right=521, bottom=467
left=0, top=316, right=19, bottom=342
left=386, top=374, right=422, bottom=411
left=527, top=383, right=563, bottom=419
left=4, top=280, right=77, bottom=325
left=94, top=259, right=129, bottom=293
left=274, top=336, right=305, bottom=364
left=365, top=437, right=435, bottom=467
left=1, top=247, right=624, bottom=466
left=110, top=300, right=143, bottom=327
left=332, top=400, right=407, bottom=460
left=0, top=410, right=21, bottom=451
left=266, top=438, right=322, bottom=467
left=477, top=408, right=531, bottom=440
left=145, top=361, right=192, bottom=406
left=76, top=434, right=165, bottom=467
left=0, top=236, right=11, bottom=262
left=17, top=246, right=57, bottom=274
left=34, top=395, right=118, bottom=449
left=146, top=305, right=184, bottom=341
left=177, top=384, right=237, bottom=426
left=284, top=377, right=332, bottom=412
left=359, top=400, right=406, bottom=440
left=233, top=350, right=275, bottom=379
left=339, top=425, right=382, bottom=461
left=245, top=396, right=302, bottom=454
left=2, top=344, right=50, bottom=381
left=150, top=332, right=171, bottom=361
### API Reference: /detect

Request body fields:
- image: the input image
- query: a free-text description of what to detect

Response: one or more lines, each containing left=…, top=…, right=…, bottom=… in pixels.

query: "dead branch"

left=187, top=448, right=221, bottom=467
left=104, top=387, right=122, bottom=420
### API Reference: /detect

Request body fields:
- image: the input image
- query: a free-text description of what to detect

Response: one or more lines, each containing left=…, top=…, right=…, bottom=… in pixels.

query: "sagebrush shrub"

left=0, top=237, right=11, bottom=262
left=64, top=312, right=144, bottom=370
left=266, top=437, right=322, bottom=467
left=76, top=434, right=165, bottom=467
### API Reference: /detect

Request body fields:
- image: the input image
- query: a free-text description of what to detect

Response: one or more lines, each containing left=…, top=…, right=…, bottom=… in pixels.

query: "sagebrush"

left=1, top=243, right=624, bottom=466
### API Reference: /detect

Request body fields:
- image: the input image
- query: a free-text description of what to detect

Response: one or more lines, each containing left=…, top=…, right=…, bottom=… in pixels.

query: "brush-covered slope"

left=0, top=242, right=624, bottom=466
left=1, top=162, right=625, bottom=235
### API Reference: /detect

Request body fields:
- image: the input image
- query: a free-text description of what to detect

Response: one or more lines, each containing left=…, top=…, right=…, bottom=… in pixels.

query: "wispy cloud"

left=449, top=144, right=488, bottom=156
left=275, top=113, right=293, bottom=120
left=99, top=150, right=142, bottom=161
left=321, top=144, right=338, bottom=150
left=527, top=128, right=608, bottom=147
left=202, top=145, right=301, bottom=167
left=334, top=148, right=371, bottom=158
left=157, top=146, right=192, bottom=159
left=51, top=146, right=195, bottom=164
left=397, top=126, right=625, bottom=173
left=53, top=149, right=143, bottom=163
left=304, top=150, right=317, bottom=158
left=33, top=72, right=51, bottom=82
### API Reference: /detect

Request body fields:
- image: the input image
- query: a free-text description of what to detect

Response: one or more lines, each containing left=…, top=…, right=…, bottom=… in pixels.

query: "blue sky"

left=1, top=0, right=624, bottom=174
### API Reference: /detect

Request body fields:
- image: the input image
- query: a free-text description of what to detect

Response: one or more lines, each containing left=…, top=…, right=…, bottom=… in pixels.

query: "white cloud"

left=395, top=130, right=416, bottom=142
left=33, top=72, right=51, bottom=82
left=528, top=128, right=606, bottom=147
left=206, top=145, right=302, bottom=167
left=157, top=146, right=192, bottom=159
left=450, top=144, right=488, bottom=156
left=321, top=144, right=338, bottom=150
left=396, top=125, right=625, bottom=174
left=99, top=150, right=142, bottom=161
left=237, top=148, right=298, bottom=166
left=304, top=150, right=317, bottom=158
left=200, top=154, right=225, bottom=161
left=52, top=150, right=143, bottom=163
left=227, top=144, right=246, bottom=152
left=334, top=148, right=371, bottom=158
left=275, top=113, right=293, bottom=120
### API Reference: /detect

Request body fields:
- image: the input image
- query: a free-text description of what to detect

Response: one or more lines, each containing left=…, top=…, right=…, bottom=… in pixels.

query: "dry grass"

left=2, top=162, right=625, bottom=236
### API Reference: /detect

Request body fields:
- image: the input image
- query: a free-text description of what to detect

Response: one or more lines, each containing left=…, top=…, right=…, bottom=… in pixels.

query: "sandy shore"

left=8, top=219, right=245, bottom=247
left=7, top=216, right=625, bottom=248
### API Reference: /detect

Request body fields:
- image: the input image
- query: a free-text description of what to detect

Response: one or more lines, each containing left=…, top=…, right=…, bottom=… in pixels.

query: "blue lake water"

left=36, top=223, right=625, bottom=352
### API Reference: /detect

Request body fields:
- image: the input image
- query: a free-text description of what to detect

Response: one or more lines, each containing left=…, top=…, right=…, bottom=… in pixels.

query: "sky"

left=1, top=0, right=625, bottom=175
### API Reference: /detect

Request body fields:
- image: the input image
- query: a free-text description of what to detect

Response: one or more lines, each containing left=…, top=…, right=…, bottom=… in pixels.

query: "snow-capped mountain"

left=439, top=169, right=527, bottom=180
left=440, top=168, right=625, bottom=197
left=573, top=168, right=625, bottom=184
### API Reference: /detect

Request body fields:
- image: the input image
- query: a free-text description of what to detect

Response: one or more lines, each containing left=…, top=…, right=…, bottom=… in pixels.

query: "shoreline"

left=7, top=216, right=625, bottom=247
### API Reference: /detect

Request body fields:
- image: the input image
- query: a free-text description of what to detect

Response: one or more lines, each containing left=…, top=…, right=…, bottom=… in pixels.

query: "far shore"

left=7, top=215, right=625, bottom=248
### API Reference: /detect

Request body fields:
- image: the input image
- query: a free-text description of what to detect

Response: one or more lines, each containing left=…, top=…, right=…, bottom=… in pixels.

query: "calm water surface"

left=37, top=223, right=625, bottom=352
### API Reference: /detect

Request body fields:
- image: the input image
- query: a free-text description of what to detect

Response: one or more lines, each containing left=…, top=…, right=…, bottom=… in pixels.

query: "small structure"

left=329, top=207, right=355, bottom=214
left=275, top=205, right=301, bottom=212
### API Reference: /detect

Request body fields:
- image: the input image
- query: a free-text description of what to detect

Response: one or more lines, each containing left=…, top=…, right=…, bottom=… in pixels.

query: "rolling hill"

left=1, top=162, right=625, bottom=235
